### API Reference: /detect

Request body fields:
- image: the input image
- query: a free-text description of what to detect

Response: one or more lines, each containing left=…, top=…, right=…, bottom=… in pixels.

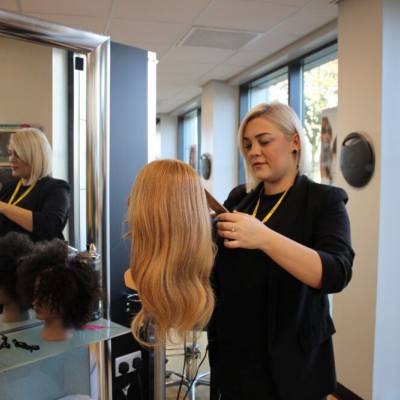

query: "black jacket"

left=208, top=174, right=355, bottom=400
left=0, top=176, right=70, bottom=242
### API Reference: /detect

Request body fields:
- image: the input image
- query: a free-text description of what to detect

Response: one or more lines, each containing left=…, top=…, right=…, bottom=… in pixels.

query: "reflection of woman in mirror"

left=18, top=239, right=101, bottom=341
left=320, top=116, right=333, bottom=184
left=0, top=232, right=33, bottom=322
left=0, top=128, right=70, bottom=241
left=125, top=159, right=215, bottom=346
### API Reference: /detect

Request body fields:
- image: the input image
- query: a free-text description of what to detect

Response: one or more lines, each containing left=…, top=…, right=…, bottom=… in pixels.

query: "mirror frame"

left=0, top=9, right=111, bottom=328
left=0, top=9, right=112, bottom=399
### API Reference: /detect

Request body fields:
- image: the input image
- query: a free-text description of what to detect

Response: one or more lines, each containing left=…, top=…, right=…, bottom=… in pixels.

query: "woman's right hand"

left=216, top=211, right=271, bottom=250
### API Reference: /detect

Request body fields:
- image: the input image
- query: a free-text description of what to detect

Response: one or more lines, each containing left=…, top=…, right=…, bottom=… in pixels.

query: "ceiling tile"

left=157, top=75, right=197, bottom=88
left=26, top=13, right=108, bottom=34
left=162, top=46, right=234, bottom=64
left=108, top=18, right=189, bottom=46
left=238, top=0, right=310, bottom=6
left=176, top=85, right=202, bottom=99
left=157, top=88, right=202, bottom=113
left=112, top=40, right=170, bottom=57
left=113, top=0, right=209, bottom=24
left=158, top=60, right=218, bottom=80
left=272, top=0, right=337, bottom=37
left=242, top=30, right=299, bottom=53
left=0, top=0, right=19, bottom=12
left=199, top=64, right=244, bottom=84
left=157, top=100, right=180, bottom=113
left=194, top=0, right=299, bottom=31
left=157, top=83, right=183, bottom=101
left=223, top=50, right=270, bottom=68
left=20, top=0, right=113, bottom=17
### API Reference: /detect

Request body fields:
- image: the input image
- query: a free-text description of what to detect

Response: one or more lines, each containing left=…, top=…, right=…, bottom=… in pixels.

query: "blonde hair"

left=127, top=159, right=215, bottom=346
left=238, top=102, right=311, bottom=191
left=10, top=128, right=52, bottom=185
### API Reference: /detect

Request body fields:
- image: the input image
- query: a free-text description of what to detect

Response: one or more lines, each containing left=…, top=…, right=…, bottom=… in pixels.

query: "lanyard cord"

left=7, top=179, right=36, bottom=206
left=252, top=189, right=288, bottom=224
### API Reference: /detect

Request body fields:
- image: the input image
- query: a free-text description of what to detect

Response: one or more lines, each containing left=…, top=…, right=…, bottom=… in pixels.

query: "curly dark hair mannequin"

left=0, top=232, right=33, bottom=322
left=18, top=239, right=101, bottom=341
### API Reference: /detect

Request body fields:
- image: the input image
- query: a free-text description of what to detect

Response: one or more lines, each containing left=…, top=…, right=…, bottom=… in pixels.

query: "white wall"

left=157, top=114, right=178, bottom=159
left=0, top=37, right=53, bottom=140
left=52, top=48, right=69, bottom=182
left=201, top=80, right=239, bottom=202
left=373, top=0, right=400, bottom=398
left=335, top=0, right=400, bottom=398
left=0, top=36, right=68, bottom=181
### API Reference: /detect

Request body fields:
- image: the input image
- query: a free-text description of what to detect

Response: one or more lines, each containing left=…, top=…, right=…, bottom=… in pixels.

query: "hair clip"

left=12, top=338, right=40, bottom=352
left=0, top=334, right=10, bottom=349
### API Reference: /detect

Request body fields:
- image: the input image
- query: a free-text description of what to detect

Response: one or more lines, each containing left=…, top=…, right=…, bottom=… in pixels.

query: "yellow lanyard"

left=252, top=189, right=288, bottom=224
left=7, top=179, right=36, bottom=206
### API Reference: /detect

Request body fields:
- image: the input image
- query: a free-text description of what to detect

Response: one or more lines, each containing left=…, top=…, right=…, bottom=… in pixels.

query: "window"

left=239, top=42, right=338, bottom=184
left=303, top=46, right=338, bottom=183
left=178, top=108, right=201, bottom=171
left=249, top=67, right=289, bottom=108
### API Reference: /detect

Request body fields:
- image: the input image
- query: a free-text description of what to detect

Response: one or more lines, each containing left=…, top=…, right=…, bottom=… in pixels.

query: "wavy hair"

left=238, top=102, right=311, bottom=191
left=127, top=159, right=215, bottom=346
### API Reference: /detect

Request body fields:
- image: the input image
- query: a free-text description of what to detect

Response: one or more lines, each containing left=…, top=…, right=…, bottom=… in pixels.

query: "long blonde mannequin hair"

left=127, top=159, right=215, bottom=346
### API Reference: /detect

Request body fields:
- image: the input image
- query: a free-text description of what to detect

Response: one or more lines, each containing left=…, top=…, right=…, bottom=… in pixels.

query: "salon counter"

left=0, top=319, right=130, bottom=400
left=0, top=318, right=129, bottom=374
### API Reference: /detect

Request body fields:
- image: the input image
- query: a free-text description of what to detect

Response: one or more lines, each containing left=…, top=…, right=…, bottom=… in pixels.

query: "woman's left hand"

left=216, top=211, right=270, bottom=249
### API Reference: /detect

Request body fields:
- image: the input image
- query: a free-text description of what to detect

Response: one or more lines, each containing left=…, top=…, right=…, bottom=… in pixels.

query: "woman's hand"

left=0, top=202, right=33, bottom=232
left=217, top=211, right=323, bottom=289
left=216, top=211, right=270, bottom=249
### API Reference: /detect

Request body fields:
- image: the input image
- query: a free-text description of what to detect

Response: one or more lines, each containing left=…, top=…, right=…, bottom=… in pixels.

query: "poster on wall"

left=0, top=129, right=13, bottom=165
left=0, top=128, right=15, bottom=190
left=320, top=107, right=337, bottom=186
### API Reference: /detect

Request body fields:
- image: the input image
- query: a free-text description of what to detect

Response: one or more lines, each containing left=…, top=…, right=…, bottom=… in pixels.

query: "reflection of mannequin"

left=126, top=159, right=215, bottom=346
left=18, top=239, right=101, bottom=341
left=320, top=116, right=334, bottom=184
left=0, top=232, right=33, bottom=322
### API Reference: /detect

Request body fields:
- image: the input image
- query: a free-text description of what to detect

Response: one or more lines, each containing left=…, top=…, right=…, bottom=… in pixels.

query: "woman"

left=125, top=159, right=215, bottom=346
left=0, top=128, right=70, bottom=242
left=209, top=103, right=354, bottom=400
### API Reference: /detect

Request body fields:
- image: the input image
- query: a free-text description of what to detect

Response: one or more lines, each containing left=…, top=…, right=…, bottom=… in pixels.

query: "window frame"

left=178, top=107, right=202, bottom=172
left=238, top=40, right=338, bottom=183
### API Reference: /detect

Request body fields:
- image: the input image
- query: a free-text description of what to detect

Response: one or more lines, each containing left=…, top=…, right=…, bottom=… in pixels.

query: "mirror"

left=0, top=9, right=110, bottom=334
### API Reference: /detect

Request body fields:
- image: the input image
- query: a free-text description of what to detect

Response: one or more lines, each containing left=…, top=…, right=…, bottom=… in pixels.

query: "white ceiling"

left=0, top=0, right=337, bottom=114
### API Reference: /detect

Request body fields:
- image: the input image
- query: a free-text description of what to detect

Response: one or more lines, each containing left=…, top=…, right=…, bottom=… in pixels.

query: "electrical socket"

left=115, top=350, right=142, bottom=377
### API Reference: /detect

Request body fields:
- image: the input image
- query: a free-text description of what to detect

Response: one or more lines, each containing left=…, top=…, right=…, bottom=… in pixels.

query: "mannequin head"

left=18, top=239, right=101, bottom=341
left=127, top=159, right=215, bottom=346
left=0, top=232, right=33, bottom=322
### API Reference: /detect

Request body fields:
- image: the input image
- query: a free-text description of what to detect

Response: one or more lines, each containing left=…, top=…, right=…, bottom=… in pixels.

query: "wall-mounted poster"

left=0, top=128, right=15, bottom=190
left=0, top=130, right=13, bottom=165
left=320, top=107, right=337, bottom=185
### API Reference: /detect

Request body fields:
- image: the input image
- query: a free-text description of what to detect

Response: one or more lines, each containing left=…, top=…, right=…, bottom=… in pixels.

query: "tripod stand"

left=165, top=332, right=210, bottom=400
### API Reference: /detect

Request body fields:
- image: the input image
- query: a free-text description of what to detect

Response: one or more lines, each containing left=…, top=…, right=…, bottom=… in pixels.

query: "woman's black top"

left=0, top=176, right=70, bottom=242
left=211, top=193, right=284, bottom=399
left=208, top=174, right=355, bottom=400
